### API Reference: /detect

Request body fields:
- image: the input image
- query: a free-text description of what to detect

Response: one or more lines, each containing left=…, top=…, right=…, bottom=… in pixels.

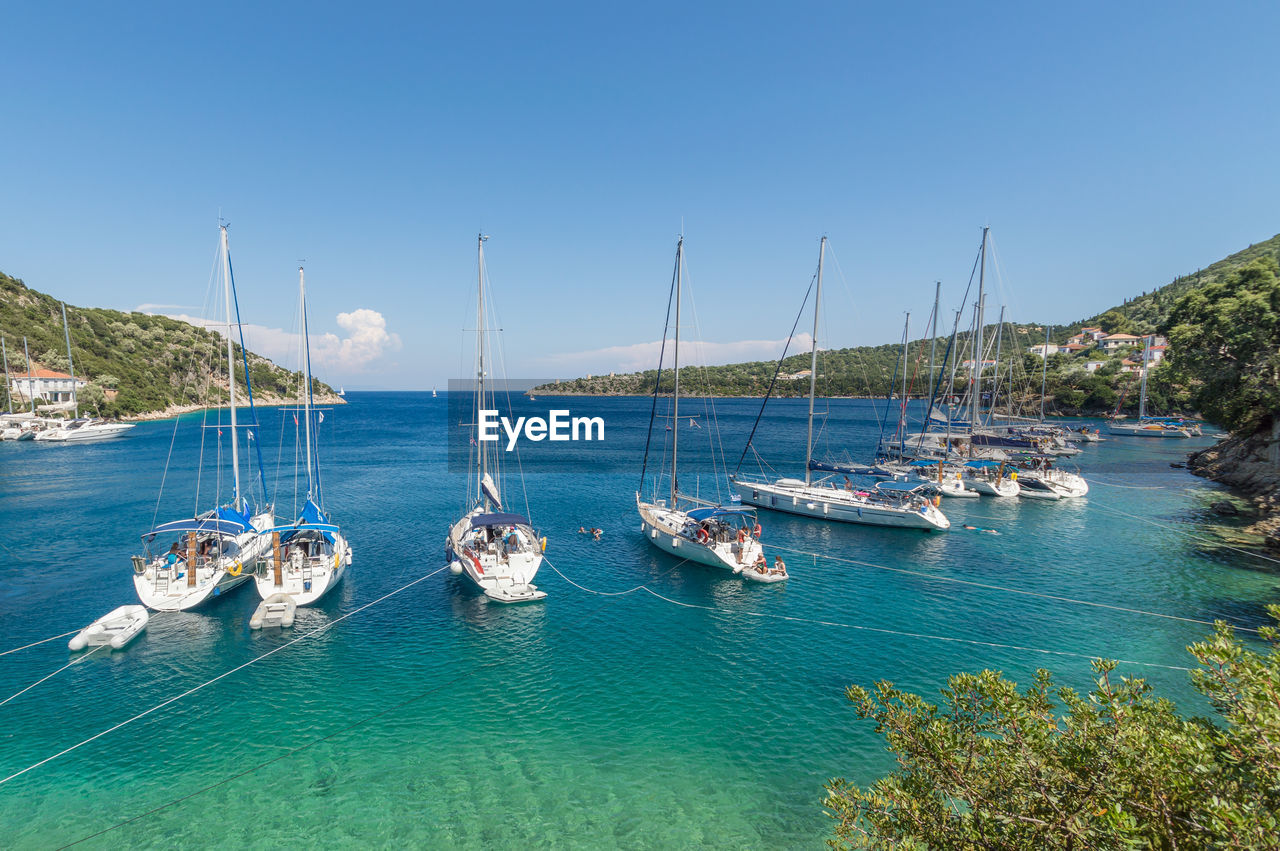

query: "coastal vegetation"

left=825, top=610, right=1280, bottom=848
left=0, top=270, right=336, bottom=418
left=536, top=233, right=1280, bottom=420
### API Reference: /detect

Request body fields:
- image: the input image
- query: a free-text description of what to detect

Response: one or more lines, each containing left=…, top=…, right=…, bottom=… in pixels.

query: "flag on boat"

left=293, top=414, right=298, bottom=426
left=318, top=412, right=324, bottom=423
left=246, top=429, right=254, bottom=442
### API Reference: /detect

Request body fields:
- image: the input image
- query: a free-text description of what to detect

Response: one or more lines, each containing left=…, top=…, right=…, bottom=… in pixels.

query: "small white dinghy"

left=250, top=593, right=296, bottom=630
left=741, top=563, right=788, bottom=584
left=69, top=605, right=149, bottom=651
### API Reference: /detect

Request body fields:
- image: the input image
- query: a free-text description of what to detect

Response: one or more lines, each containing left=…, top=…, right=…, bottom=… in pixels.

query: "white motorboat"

left=637, top=236, right=770, bottom=570
left=30, top=305, right=136, bottom=443
left=733, top=237, right=949, bottom=533
left=1015, top=464, right=1089, bottom=498
left=132, top=224, right=273, bottom=611
left=253, top=267, right=352, bottom=606
left=250, top=593, right=297, bottom=629
left=34, top=417, right=135, bottom=442
left=69, top=605, right=149, bottom=651
left=445, top=235, right=546, bottom=603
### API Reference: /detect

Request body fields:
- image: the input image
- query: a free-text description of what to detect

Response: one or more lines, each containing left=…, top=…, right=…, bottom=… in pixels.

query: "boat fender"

left=932, top=495, right=941, bottom=507
left=449, top=561, right=463, bottom=574
left=228, top=562, right=242, bottom=577
left=540, top=537, right=547, bottom=553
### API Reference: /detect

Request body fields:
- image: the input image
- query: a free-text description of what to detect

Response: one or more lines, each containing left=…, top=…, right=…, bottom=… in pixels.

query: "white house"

left=1084, top=360, right=1109, bottom=373
left=1099, top=333, right=1143, bottom=351
left=1080, top=326, right=1105, bottom=341
left=1028, top=343, right=1060, bottom=357
left=8, top=368, right=86, bottom=403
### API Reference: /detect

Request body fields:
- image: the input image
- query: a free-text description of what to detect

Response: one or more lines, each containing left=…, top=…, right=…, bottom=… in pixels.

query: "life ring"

left=228, top=562, right=243, bottom=577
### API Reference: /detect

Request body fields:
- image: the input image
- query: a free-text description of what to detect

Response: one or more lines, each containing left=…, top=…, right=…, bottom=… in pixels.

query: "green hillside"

left=535, top=232, right=1280, bottom=416
left=0, top=270, right=337, bottom=418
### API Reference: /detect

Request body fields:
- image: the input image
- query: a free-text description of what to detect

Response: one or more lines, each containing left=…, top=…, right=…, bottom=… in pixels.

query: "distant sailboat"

left=337, top=386, right=345, bottom=397
left=432, top=387, right=438, bottom=398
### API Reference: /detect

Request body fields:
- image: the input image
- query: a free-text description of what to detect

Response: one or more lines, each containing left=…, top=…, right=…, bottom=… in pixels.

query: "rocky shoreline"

left=1187, top=420, right=1280, bottom=552
left=122, top=394, right=346, bottom=423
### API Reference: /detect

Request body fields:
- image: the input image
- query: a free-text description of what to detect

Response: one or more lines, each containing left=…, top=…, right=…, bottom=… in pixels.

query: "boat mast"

left=896, top=312, right=910, bottom=454
left=60, top=304, right=78, bottom=419
left=1, top=337, right=10, bottom=414
left=804, top=237, right=825, bottom=486
left=927, top=281, right=940, bottom=401
left=1138, top=334, right=1151, bottom=421
left=972, top=226, right=988, bottom=431
left=477, top=234, right=489, bottom=506
left=299, top=266, right=315, bottom=500
left=988, top=305, right=1005, bottom=425
left=1039, top=324, right=1050, bottom=421
left=23, top=337, right=34, bottom=415
left=671, top=236, right=683, bottom=503
left=220, top=225, right=242, bottom=511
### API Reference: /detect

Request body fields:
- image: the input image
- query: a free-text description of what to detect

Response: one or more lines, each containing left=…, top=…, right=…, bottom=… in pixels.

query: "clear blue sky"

left=2, top=2, right=1277, bottom=388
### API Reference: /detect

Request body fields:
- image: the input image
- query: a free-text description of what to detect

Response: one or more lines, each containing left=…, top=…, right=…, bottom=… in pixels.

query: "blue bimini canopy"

left=144, top=517, right=250, bottom=540
left=874, top=480, right=927, bottom=493
left=686, top=507, right=755, bottom=522
left=909, top=459, right=942, bottom=467
left=471, top=512, right=531, bottom=528
left=964, top=460, right=1003, bottom=469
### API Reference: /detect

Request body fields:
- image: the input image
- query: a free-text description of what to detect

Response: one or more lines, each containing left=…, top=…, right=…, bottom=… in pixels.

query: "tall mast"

left=1, top=337, right=11, bottom=415
left=300, top=266, right=315, bottom=500
left=23, top=338, right=34, bottom=415
left=972, top=227, right=988, bottom=430
left=220, top=225, right=241, bottom=510
left=897, top=312, right=911, bottom=452
left=804, top=237, right=826, bottom=486
left=476, top=234, right=489, bottom=503
left=671, top=236, right=683, bottom=503
left=61, top=304, right=78, bottom=419
left=1138, top=334, right=1151, bottom=420
left=927, top=281, right=940, bottom=401
left=989, top=305, right=1005, bottom=425
left=1039, top=324, right=1050, bottom=421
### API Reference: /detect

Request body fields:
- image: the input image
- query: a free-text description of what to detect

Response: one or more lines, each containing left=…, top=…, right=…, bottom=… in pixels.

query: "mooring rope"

left=0, top=564, right=450, bottom=787
left=0, top=646, right=106, bottom=708
left=0, top=630, right=80, bottom=658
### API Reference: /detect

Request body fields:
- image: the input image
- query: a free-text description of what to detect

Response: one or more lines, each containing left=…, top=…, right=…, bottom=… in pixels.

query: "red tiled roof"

left=13, top=368, right=77, bottom=380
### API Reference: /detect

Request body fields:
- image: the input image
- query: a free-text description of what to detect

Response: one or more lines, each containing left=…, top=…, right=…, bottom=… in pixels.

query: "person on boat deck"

left=843, top=476, right=853, bottom=493
left=735, top=527, right=747, bottom=563
left=771, top=556, right=787, bottom=576
left=165, top=543, right=185, bottom=565
left=506, top=528, right=520, bottom=553
left=753, top=552, right=767, bottom=574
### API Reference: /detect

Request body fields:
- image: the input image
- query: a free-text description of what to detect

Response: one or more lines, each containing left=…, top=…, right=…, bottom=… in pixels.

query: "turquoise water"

left=0, top=393, right=1274, bottom=847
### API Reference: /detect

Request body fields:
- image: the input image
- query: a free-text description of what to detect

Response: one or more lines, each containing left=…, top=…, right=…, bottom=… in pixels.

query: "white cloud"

left=534, top=334, right=815, bottom=376
left=155, top=309, right=401, bottom=374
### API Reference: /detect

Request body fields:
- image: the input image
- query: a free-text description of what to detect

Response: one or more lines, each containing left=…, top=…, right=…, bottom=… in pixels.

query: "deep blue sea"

left=0, top=392, right=1274, bottom=848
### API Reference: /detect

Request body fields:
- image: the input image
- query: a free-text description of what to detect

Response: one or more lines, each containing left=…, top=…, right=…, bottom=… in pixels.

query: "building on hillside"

left=1060, top=343, right=1090, bottom=354
left=1100, top=333, right=1143, bottom=351
left=781, top=369, right=812, bottom=380
left=1080, top=326, right=1105, bottom=341
left=960, top=359, right=997, bottom=373
left=1027, top=343, right=1061, bottom=357
left=1120, top=358, right=1142, bottom=374
left=1148, top=344, right=1167, bottom=363
left=8, top=368, right=86, bottom=404
left=1065, top=333, right=1093, bottom=347
left=1084, top=360, right=1109, bottom=373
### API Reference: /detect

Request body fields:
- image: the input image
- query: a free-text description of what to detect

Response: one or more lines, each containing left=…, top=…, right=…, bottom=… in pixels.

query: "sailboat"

left=337, top=386, right=345, bottom=397
left=444, top=235, right=547, bottom=603
left=131, top=224, right=275, bottom=611
left=638, top=236, right=768, bottom=571
left=732, top=237, right=950, bottom=531
left=1108, top=335, right=1190, bottom=437
left=33, top=305, right=136, bottom=442
left=253, top=266, right=353, bottom=605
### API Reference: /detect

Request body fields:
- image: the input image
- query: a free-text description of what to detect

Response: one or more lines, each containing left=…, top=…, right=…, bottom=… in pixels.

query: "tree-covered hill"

left=0, top=270, right=338, bottom=417
left=535, top=232, right=1280, bottom=417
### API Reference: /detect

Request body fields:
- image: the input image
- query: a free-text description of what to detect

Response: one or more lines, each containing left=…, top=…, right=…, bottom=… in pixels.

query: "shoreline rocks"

left=1187, top=420, right=1280, bottom=552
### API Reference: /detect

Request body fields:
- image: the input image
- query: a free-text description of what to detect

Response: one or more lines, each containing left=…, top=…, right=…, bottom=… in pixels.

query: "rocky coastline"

left=1188, top=420, right=1280, bottom=552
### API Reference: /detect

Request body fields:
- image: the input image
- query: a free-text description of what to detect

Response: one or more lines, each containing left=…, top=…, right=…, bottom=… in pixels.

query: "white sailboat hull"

left=446, top=510, right=546, bottom=603
left=1107, top=423, right=1191, bottom=438
left=637, top=499, right=765, bottom=570
left=733, top=480, right=950, bottom=530
left=253, top=535, right=352, bottom=606
left=964, top=478, right=1020, bottom=497
left=132, top=512, right=274, bottom=612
